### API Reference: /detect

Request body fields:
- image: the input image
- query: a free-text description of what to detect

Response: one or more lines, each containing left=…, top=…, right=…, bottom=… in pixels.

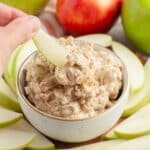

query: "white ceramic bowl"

left=16, top=45, right=129, bottom=143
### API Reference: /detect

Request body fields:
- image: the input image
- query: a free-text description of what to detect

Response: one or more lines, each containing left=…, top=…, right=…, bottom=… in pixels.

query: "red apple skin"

left=56, top=0, right=122, bottom=36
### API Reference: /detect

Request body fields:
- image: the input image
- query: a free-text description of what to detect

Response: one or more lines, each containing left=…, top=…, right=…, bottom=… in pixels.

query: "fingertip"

left=27, top=16, right=41, bottom=33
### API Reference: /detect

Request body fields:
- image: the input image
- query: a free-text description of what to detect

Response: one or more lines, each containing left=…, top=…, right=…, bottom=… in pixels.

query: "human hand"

left=0, top=3, right=41, bottom=76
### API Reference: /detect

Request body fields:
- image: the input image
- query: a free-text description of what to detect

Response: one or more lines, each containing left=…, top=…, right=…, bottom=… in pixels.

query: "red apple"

left=56, top=0, right=122, bottom=36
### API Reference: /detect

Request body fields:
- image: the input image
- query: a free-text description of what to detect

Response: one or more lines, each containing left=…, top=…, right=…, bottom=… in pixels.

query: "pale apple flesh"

left=112, top=41, right=145, bottom=93
left=3, top=40, right=37, bottom=92
left=76, top=34, right=112, bottom=48
left=13, top=40, right=37, bottom=86
left=123, top=58, right=150, bottom=117
left=0, top=129, right=35, bottom=150
left=59, top=140, right=125, bottom=150
left=115, top=103, right=150, bottom=139
left=107, top=134, right=150, bottom=150
left=0, top=78, right=21, bottom=111
left=3, top=45, right=23, bottom=92
left=33, top=30, right=68, bottom=67
left=104, top=129, right=118, bottom=140
left=0, top=107, right=22, bottom=127
left=8, top=119, right=55, bottom=150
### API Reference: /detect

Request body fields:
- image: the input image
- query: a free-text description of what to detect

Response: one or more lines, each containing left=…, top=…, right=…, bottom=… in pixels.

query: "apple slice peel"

left=115, top=103, right=150, bottom=139
left=0, top=129, right=35, bottom=150
left=123, top=58, right=150, bottom=116
left=0, top=77, right=21, bottom=111
left=0, top=107, right=22, bottom=127
left=8, top=119, right=55, bottom=150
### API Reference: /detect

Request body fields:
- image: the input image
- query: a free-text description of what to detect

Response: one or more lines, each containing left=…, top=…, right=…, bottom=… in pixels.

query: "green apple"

left=115, top=103, right=150, bottom=139
left=0, top=129, right=35, bottom=150
left=8, top=119, right=55, bottom=150
left=104, top=129, right=118, bottom=140
left=76, top=34, right=113, bottom=47
left=4, top=40, right=37, bottom=92
left=107, top=134, right=150, bottom=150
left=3, top=45, right=23, bottom=92
left=0, top=0, right=49, bottom=15
left=33, top=30, right=68, bottom=67
left=123, top=58, right=150, bottom=117
left=0, top=107, right=22, bottom=127
left=59, top=140, right=125, bottom=150
left=13, top=40, right=37, bottom=87
left=112, top=41, right=145, bottom=93
left=0, top=77, right=21, bottom=112
left=122, top=0, right=150, bottom=54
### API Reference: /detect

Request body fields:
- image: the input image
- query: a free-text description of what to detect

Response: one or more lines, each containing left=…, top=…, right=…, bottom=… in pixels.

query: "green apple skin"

left=115, top=103, right=150, bottom=139
left=8, top=119, right=55, bottom=150
left=0, top=78, right=21, bottom=112
left=0, top=107, right=22, bottom=127
left=122, top=0, right=150, bottom=54
left=112, top=41, right=144, bottom=93
left=123, top=58, right=150, bottom=117
left=3, top=45, right=23, bottom=93
left=0, top=129, right=35, bottom=150
left=0, top=0, right=49, bottom=15
left=104, top=130, right=118, bottom=140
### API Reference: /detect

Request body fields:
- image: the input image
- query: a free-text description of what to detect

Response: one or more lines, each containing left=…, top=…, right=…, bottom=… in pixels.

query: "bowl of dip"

left=16, top=38, right=129, bottom=143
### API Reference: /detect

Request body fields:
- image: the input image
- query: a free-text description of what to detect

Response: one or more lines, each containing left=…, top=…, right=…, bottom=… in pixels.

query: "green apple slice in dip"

left=33, top=30, right=68, bottom=67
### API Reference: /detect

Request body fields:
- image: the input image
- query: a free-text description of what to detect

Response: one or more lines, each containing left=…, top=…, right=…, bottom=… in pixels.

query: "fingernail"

left=27, top=16, right=41, bottom=32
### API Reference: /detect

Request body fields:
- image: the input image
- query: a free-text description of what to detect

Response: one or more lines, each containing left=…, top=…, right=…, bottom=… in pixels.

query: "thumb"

left=4, top=16, right=41, bottom=50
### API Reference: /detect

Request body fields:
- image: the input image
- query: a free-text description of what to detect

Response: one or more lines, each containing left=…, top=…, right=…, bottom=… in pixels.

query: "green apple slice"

left=3, top=45, right=23, bottom=92
left=0, top=77, right=21, bottom=112
left=104, top=129, right=118, bottom=140
left=58, top=140, right=125, bottom=150
left=112, top=41, right=145, bottom=93
left=123, top=58, right=150, bottom=116
left=107, top=135, right=150, bottom=150
left=0, top=129, right=35, bottom=150
left=0, top=0, right=49, bottom=15
left=76, top=34, right=112, bottom=47
left=13, top=40, right=37, bottom=86
left=8, top=119, right=55, bottom=150
left=33, top=30, right=68, bottom=67
left=3, top=40, right=37, bottom=92
left=115, top=103, right=150, bottom=139
left=0, top=107, right=22, bottom=127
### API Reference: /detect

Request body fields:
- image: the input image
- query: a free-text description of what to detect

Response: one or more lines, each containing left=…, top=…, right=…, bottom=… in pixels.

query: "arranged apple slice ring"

left=62, top=140, right=125, bottom=150
left=123, top=58, right=150, bottom=116
left=9, top=119, right=55, bottom=150
left=107, top=134, right=150, bottom=150
left=115, top=103, right=150, bottom=139
left=112, top=41, right=145, bottom=93
left=33, top=30, right=68, bottom=67
left=76, top=34, right=112, bottom=47
left=0, top=107, right=22, bottom=127
left=0, top=78, right=21, bottom=112
left=0, top=129, right=35, bottom=150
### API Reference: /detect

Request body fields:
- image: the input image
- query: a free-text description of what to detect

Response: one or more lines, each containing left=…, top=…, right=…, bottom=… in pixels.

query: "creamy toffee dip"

left=24, top=37, right=123, bottom=119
